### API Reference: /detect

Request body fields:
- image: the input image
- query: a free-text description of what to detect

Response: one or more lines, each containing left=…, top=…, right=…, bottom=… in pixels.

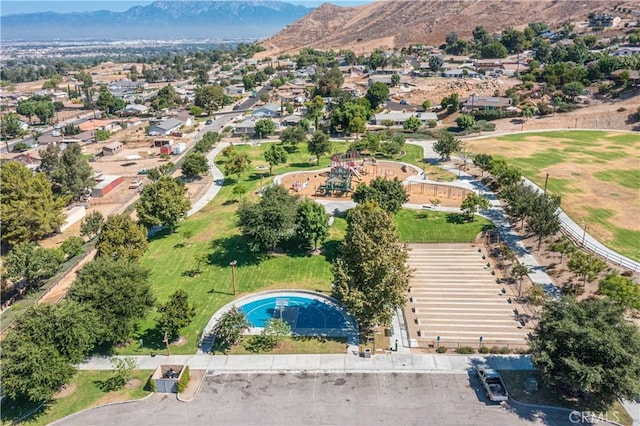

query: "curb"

left=49, top=392, right=155, bottom=425
left=176, top=369, right=207, bottom=403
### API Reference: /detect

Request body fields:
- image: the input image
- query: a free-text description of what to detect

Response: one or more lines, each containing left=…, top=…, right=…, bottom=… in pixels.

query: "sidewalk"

left=78, top=353, right=534, bottom=374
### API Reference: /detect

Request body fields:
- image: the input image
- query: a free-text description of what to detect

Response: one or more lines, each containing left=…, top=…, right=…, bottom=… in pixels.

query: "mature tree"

left=280, top=125, right=307, bottom=151
left=181, top=152, right=209, bottom=179
left=332, top=202, right=411, bottom=332
left=456, top=114, right=475, bottom=130
left=0, top=301, right=100, bottom=402
left=349, top=116, right=366, bottom=138
left=237, top=185, right=299, bottom=252
left=80, top=210, right=105, bottom=241
left=501, top=183, right=537, bottom=229
left=39, top=143, right=94, bottom=200
left=460, top=192, right=490, bottom=220
left=568, top=251, right=607, bottom=289
left=525, top=193, right=561, bottom=249
left=16, top=100, right=36, bottom=123
left=428, top=55, right=444, bottom=72
left=304, top=95, right=325, bottom=130
left=224, top=152, right=251, bottom=181
left=137, top=176, right=191, bottom=232
left=0, top=339, right=74, bottom=403
left=151, top=84, right=182, bottom=110
left=60, top=236, right=84, bottom=259
left=33, top=99, right=55, bottom=124
left=481, top=41, right=508, bottom=59
left=231, top=184, right=248, bottom=200
left=530, top=297, right=640, bottom=410
left=562, top=81, right=585, bottom=101
left=352, top=177, right=408, bottom=214
left=366, top=82, right=390, bottom=109
left=433, top=133, right=460, bottom=161
left=70, top=257, right=155, bottom=345
left=263, top=144, right=288, bottom=175
left=1, top=113, right=22, bottom=139
left=157, top=289, right=197, bottom=341
left=403, top=116, right=422, bottom=132
left=255, top=318, right=291, bottom=350
left=307, top=131, right=331, bottom=165
left=473, top=25, right=491, bottom=45
left=96, top=87, right=125, bottom=115
left=548, top=237, right=576, bottom=266
left=598, top=273, right=640, bottom=311
left=295, top=199, right=330, bottom=250
left=212, top=306, right=250, bottom=351
left=96, top=213, right=148, bottom=262
left=0, top=162, right=65, bottom=245
left=194, top=131, right=220, bottom=153
left=472, top=153, right=493, bottom=177
left=194, top=84, right=224, bottom=115
left=492, top=160, right=523, bottom=188
left=500, top=27, right=528, bottom=54
left=440, top=93, right=460, bottom=112
left=4, top=242, right=63, bottom=288
left=254, top=119, right=276, bottom=139
left=330, top=99, right=372, bottom=134
left=313, top=66, right=344, bottom=97
left=147, top=163, right=174, bottom=182
left=510, top=262, right=530, bottom=298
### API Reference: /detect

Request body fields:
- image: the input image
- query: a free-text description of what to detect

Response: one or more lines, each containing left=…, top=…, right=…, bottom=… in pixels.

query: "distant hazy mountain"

left=1, top=1, right=312, bottom=41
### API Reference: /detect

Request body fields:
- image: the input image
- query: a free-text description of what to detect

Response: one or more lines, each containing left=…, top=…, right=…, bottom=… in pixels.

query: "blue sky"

left=1, top=1, right=373, bottom=16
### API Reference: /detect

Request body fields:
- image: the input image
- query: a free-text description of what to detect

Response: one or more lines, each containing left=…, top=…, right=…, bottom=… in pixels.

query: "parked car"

left=400, top=99, right=408, bottom=105
left=474, top=365, right=508, bottom=402
left=205, top=119, right=213, bottom=125
left=137, top=168, right=149, bottom=175
left=129, top=179, right=143, bottom=189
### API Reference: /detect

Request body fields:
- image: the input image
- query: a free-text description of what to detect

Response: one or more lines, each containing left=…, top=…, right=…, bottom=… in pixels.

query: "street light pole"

left=230, top=260, right=237, bottom=295
left=581, top=224, right=588, bottom=247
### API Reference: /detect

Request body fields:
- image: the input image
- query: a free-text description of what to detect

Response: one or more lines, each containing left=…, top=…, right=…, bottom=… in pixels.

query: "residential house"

left=234, top=119, right=256, bottom=135
left=174, top=111, right=194, bottom=127
left=589, top=14, right=621, bottom=27
left=253, top=103, right=281, bottom=118
left=224, top=85, right=245, bottom=96
left=461, top=95, right=513, bottom=112
left=373, top=112, right=439, bottom=126
left=122, top=104, right=149, bottom=116
left=102, top=141, right=123, bottom=156
left=281, top=115, right=303, bottom=127
left=373, top=66, right=405, bottom=75
left=612, top=69, right=640, bottom=86
left=612, top=46, right=640, bottom=57
left=148, top=118, right=182, bottom=136
left=294, top=66, right=316, bottom=78
left=3, top=149, right=42, bottom=170
left=108, top=79, right=147, bottom=99
left=442, top=68, right=479, bottom=78
left=153, top=138, right=174, bottom=148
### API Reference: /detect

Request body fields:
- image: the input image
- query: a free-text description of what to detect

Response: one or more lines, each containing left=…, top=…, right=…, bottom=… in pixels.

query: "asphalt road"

left=54, top=373, right=584, bottom=426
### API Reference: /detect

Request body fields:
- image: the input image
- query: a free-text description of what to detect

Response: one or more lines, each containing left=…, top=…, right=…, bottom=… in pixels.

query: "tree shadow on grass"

left=289, top=162, right=318, bottom=169
left=320, top=239, right=341, bottom=263
left=0, top=397, right=47, bottom=425
left=445, top=213, right=469, bottom=224
left=147, top=226, right=172, bottom=242
left=136, top=325, right=166, bottom=351
left=208, top=235, right=263, bottom=267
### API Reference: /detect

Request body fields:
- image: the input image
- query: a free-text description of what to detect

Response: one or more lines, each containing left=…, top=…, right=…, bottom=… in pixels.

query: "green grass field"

left=395, top=209, right=492, bottom=243
left=0, top=370, right=152, bottom=426
left=469, top=130, right=640, bottom=261
left=115, top=141, right=491, bottom=355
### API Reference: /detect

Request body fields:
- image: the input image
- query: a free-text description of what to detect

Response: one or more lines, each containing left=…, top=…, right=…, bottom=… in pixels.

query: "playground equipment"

left=316, top=151, right=376, bottom=196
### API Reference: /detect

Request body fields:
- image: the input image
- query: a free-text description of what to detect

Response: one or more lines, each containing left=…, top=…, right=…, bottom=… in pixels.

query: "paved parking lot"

left=55, top=373, right=581, bottom=426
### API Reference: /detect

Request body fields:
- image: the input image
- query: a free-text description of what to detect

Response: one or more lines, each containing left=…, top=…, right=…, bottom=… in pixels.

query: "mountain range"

left=0, top=1, right=311, bottom=41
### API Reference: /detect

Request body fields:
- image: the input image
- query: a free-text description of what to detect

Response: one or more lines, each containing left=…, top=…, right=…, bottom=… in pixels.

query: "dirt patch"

left=124, top=379, right=141, bottom=391
left=54, top=383, right=77, bottom=399
left=172, top=337, right=188, bottom=347
left=178, top=369, right=205, bottom=401
left=93, top=390, right=130, bottom=407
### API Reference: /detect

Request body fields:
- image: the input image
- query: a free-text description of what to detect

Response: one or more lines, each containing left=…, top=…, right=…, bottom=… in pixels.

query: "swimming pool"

left=237, top=291, right=357, bottom=336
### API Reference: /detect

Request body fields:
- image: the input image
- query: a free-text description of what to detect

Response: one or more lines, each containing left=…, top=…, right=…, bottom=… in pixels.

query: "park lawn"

left=468, top=130, right=640, bottom=261
left=0, top=370, right=152, bottom=426
left=500, top=370, right=633, bottom=426
left=218, top=336, right=348, bottom=355
left=400, top=143, right=456, bottom=182
left=395, top=209, right=493, bottom=243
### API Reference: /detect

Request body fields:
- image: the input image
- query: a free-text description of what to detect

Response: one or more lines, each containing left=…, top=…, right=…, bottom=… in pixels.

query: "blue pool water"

left=239, top=295, right=351, bottom=331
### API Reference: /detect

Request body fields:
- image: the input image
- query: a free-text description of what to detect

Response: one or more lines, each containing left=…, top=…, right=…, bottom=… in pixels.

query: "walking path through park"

left=78, top=353, right=534, bottom=373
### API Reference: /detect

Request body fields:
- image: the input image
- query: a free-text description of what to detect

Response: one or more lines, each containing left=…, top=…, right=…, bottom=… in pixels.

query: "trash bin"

left=364, top=348, right=372, bottom=358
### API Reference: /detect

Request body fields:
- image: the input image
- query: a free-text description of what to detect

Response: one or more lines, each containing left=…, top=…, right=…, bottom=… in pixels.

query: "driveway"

left=55, top=373, right=586, bottom=426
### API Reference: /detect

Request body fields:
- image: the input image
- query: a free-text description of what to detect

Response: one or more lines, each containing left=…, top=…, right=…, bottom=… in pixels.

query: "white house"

left=253, top=103, right=281, bottom=118
left=234, top=119, right=256, bottom=135
left=374, top=112, right=439, bottom=126
left=122, top=104, right=149, bottom=115
left=148, top=118, right=182, bottom=136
